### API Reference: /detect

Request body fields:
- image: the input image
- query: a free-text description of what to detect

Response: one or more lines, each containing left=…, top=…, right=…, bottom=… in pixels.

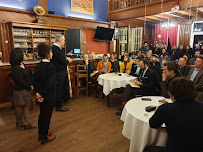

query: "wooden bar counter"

left=0, top=58, right=101, bottom=104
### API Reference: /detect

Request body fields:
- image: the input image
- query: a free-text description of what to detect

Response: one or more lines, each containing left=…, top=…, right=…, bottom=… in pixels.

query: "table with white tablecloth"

left=121, top=96, right=172, bottom=152
left=97, top=73, right=137, bottom=107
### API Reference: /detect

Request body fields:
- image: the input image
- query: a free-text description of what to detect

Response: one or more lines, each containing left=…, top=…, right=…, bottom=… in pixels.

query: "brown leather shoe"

left=41, top=135, right=56, bottom=144
left=56, top=107, right=69, bottom=112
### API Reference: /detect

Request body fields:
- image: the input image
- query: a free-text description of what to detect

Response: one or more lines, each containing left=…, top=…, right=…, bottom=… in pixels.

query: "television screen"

left=94, top=26, right=115, bottom=42
left=74, top=49, right=81, bottom=54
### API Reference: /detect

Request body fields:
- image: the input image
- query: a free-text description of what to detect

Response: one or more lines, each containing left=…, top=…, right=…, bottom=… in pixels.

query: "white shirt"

left=42, top=59, right=50, bottom=62
left=142, top=67, right=149, bottom=78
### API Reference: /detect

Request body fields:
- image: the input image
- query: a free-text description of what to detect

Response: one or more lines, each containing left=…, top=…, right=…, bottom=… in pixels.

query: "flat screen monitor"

left=74, top=49, right=81, bottom=54
left=94, top=26, right=115, bottom=42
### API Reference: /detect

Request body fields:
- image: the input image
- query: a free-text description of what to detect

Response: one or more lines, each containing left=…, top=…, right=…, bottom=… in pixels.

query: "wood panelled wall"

left=108, top=0, right=203, bottom=21
left=0, top=22, right=13, bottom=62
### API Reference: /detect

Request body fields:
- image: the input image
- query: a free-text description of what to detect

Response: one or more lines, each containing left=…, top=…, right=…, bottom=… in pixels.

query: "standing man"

left=51, top=34, right=72, bottom=112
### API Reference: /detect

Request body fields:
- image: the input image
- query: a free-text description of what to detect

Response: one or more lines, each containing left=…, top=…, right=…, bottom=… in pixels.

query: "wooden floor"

left=0, top=93, right=130, bottom=152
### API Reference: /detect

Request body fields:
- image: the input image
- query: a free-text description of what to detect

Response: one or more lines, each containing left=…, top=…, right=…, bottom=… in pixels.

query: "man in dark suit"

left=80, top=54, right=101, bottom=97
left=51, top=34, right=72, bottom=112
left=130, top=57, right=142, bottom=77
left=187, top=56, right=203, bottom=102
left=153, top=43, right=161, bottom=55
left=116, top=58, right=156, bottom=115
left=120, top=51, right=128, bottom=62
left=185, top=45, right=194, bottom=58
left=174, top=45, right=186, bottom=60
left=161, top=61, right=182, bottom=98
left=178, top=57, right=191, bottom=77
left=147, top=77, right=203, bottom=152
left=191, top=50, right=201, bottom=65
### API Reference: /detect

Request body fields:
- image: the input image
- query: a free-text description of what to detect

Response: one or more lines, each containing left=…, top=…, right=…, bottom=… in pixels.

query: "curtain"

left=178, top=24, right=191, bottom=48
left=154, top=21, right=178, bottom=48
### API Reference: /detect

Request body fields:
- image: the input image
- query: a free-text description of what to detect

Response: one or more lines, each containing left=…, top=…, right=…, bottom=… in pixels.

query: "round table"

left=97, top=73, right=137, bottom=96
left=121, top=96, right=172, bottom=152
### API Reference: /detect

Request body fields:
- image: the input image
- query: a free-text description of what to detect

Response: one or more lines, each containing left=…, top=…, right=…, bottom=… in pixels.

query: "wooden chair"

left=75, top=65, right=88, bottom=98
left=68, top=65, right=75, bottom=100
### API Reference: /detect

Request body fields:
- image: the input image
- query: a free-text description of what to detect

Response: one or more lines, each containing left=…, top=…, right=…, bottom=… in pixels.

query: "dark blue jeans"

left=55, top=72, right=67, bottom=109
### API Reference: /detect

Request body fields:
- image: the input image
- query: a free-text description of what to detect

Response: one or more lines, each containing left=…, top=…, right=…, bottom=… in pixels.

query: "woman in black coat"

left=10, top=48, right=36, bottom=129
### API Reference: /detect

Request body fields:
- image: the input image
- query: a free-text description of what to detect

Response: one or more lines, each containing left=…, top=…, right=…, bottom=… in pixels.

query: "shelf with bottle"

left=33, top=29, right=50, bottom=37
left=14, top=36, right=32, bottom=42
left=13, top=28, right=32, bottom=36
left=51, top=31, right=64, bottom=37
left=14, top=41, right=32, bottom=48
left=33, top=37, right=50, bottom=43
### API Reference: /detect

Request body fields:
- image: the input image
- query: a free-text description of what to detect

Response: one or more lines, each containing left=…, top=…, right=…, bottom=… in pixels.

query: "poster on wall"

left=71, top=0, right=94, bottom=15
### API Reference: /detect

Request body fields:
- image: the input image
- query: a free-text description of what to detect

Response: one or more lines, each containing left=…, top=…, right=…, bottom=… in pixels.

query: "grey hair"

left=55, top=34, right=64, bottom=42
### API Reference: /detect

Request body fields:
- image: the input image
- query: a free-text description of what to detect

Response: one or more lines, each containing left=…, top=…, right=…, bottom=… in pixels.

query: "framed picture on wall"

left=71, top=0, right=94, bottom=15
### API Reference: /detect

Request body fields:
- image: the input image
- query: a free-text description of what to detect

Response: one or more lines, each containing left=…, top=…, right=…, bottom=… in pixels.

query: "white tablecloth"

left=97, top=73, right=137, bottom=96
left=121, top=96, right=172, bottom=152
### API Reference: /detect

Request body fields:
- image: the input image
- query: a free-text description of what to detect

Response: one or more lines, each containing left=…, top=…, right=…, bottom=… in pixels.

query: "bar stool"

left=67, top=65, right=75, bottom=100
left=75, top=65, right=88, bottom=98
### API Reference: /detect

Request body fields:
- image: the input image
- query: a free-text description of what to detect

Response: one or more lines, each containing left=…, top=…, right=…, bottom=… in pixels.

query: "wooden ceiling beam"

left=136, top=17, right=158, bottom=23
left=155, top=14, right=170, bottom=19
left=146, top=16, right=162, bottom=21
left=168, top=13, right=188, bottom=20
left=177, top=10, right=203, bottom=18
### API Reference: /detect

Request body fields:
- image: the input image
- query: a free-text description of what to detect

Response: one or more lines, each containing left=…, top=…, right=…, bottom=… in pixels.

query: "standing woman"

left=109, top=53, right=119, bottom=72
left=10, top=48, right=36, bottom=129
left=120, top=55, right=133, bottom=74
left=34, top=43, right=57, bottom=144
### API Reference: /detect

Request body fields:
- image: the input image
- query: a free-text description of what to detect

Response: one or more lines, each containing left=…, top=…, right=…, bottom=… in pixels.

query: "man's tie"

left=138, top=70, right=144, bottom=82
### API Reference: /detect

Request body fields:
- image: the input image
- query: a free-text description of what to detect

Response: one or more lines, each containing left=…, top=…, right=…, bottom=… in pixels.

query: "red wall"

left=86, top=30, right=108, bottom=54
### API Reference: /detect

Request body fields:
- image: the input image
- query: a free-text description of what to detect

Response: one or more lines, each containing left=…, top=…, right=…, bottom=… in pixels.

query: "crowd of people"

left=8, top=35, right=203, bottom=148
left=77, top=41, right=203, bottom=113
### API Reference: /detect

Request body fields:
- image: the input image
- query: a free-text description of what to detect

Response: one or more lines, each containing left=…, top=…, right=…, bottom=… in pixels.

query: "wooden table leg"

left=107, top=94, right=110, bottom=107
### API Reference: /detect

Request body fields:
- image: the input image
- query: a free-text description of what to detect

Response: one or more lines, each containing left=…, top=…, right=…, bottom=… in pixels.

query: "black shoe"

left=117, top=105, right=124, bottom=110
left=116, top=111, right=122, bottom=116
left=56, top=107, right=69, bottom=112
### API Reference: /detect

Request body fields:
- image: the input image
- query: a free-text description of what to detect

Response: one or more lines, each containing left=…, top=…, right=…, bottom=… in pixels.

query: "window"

left=119, top=27, right=128, bottom=55
left=129, top=27, right=143, bottom=52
